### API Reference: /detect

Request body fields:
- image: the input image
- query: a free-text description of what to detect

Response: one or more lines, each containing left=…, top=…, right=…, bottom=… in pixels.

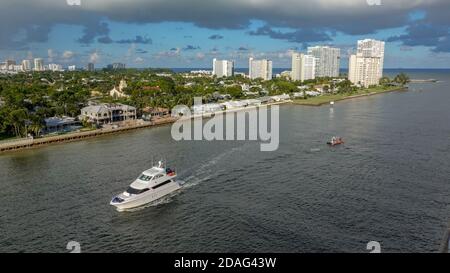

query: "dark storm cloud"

left=183, top=45, right=200, bottom=51
left=77, top=21, right=110, bottom=44
left=248, top=25, right=332, bottom=45
left=208, top=34, right=224, bottom=40
left=116, top=35, right=152, bottom=44
left=136, top=48, right=148, bottom=54
left=1, top=0, right=450, bottom=52
left=97, top=36, right=113, bottom=44
left=388, top=21, right=450, bottom=52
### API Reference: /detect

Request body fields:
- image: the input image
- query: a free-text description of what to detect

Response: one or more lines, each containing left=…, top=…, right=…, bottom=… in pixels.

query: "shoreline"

left=0, top=87, right=407, bottom=154
left=291, top=86, right=408, bottom=106
left=0, top=118, right=177, bottom=154
left=0, top=101, right=288, bottom=154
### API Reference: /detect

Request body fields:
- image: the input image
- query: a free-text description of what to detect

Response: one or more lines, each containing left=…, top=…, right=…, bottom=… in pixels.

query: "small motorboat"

left=327, top=136, right=344, bottom=146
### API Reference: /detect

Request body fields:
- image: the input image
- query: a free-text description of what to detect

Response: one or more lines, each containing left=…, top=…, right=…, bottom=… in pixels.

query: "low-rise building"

left=271, top=94, right=291, bottom=101
left=292, top=92, right=305, bottom=99
left=257, top=96, right=275, bottom=104
left=43, top=116, right=81, bottom=134
left=80, top=103, right=137, bottom=125
left=142, top=107, right=170, bottom=121
left=221, top=100, right=248, bottom=110
left=241, top=99, right=261, bottom=107
left=192, top=103, right=224, bottom=115
left=305, top=91, right=321, bottom=97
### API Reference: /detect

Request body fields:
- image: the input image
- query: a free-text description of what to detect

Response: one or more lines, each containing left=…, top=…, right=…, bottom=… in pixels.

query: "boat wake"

left=180, top=145, right=243, bottom=189
left=117, top=146, right=243, bottom=212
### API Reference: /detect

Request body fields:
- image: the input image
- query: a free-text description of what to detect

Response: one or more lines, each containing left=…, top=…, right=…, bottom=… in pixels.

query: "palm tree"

left=394, top=73, right=410, bottom=85
left=379, top=76, right=391, bottom=86
left=29, top=114, right=45, bottom=137
left=8, top=108, right=28, bottom=137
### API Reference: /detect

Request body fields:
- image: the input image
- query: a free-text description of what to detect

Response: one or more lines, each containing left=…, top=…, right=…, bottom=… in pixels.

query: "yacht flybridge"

left=110, top=161, right=181, bottom=211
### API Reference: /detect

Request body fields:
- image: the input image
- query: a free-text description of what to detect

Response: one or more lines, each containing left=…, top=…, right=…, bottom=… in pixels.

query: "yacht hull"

left=111, top=181, right=181, bottom=211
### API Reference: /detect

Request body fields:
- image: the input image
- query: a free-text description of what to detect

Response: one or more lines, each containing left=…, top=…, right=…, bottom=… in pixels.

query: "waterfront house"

left=271, top=94, right=291, bottom=101
left=212, top=92, right=231, bottom=100
left=192, top=103, right=224, bottom=115
left=142, top=107, right=170, bottom=121
left=292, top=92, right=305, bottom=99
left=80, top=103, right=137, bottom=125
left=221, top=100, right=248, bottom=110
left=43, top=116, right=81, bottom=134
left=306, top=91, right=321, bottom=97
left=257, top=96, right=275, bottom=104
left=241, top=99, right=261, bottom=107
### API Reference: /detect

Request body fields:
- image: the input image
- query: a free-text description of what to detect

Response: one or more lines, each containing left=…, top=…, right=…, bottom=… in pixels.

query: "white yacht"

left=110, top=161, right=181, bottom=211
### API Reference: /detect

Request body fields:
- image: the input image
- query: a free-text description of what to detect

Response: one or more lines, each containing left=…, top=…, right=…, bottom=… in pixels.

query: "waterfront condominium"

left=86, top=62, right=95, bottom=72
left=348, top=39, right=385, bottom=88
left=212, top=58, right=234, bottom=78
left=22, top=60, right=31, bottom=71
left=291, top=53, right=316, bottom=82
left=249, top=57, right=273, bottom=80
left=34, top=58, right=44, bottom=71
left=307, top=46, right=340, bottom=78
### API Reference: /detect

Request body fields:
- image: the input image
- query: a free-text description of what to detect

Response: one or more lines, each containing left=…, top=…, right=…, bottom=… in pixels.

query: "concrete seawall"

left=0, top=117, right=177, bottom=153
left=0, top=102, right=287, bottom=154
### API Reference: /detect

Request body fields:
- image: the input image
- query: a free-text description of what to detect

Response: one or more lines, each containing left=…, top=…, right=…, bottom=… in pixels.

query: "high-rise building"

left=348, top=39, right=385, bottom=87
left=6, top=60, right=16, bottom=70
left=307, top=46, right=340, bottom=78
left=291, top=53, right=316, bottom=82
left=22, top=60, right=31, bottom=71
left=48, top=63, right=63, bottom=72
left=212, top=58, right=234, bottom=78
left=249, top=58, right=272, bottom=80
left=34, top=58, right=44, bottom=71
left=86, top=63, right=95, bottom=72
left=106, top=63, right=126, bottom=70
left=68, top=65, right=76, bottom=71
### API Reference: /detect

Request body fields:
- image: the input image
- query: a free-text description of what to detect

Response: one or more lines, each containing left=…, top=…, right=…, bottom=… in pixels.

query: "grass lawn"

left=292, top=86, right=406, bottom=106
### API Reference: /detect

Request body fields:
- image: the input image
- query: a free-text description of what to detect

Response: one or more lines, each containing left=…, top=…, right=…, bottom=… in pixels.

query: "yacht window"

left=126, top=187, right=149, bottom=195
left=139, top=174, right=153, bottom=181
left=152, top=180, right=172, bottom=190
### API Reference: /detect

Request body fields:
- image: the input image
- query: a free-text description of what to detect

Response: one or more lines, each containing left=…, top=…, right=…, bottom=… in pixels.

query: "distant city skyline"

left=0, top=1, right=449, bottom=68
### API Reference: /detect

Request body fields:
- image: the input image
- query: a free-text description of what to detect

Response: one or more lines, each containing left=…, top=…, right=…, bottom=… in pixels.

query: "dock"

left=0, top=117, right=177, bottom=153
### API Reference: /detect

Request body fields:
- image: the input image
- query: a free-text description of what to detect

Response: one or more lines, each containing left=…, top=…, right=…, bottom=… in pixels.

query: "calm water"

left=0, top=70, right=449, bottom=253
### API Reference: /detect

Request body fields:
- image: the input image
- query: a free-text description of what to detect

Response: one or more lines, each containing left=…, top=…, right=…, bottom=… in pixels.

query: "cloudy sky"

left=1, top=0, right=450, bottom=68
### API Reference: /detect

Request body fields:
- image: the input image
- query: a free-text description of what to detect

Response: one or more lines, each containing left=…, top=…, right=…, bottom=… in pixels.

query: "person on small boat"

left=328, top=136, right=343, bottom=146
left=331, top=136, right=337, bottom=144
